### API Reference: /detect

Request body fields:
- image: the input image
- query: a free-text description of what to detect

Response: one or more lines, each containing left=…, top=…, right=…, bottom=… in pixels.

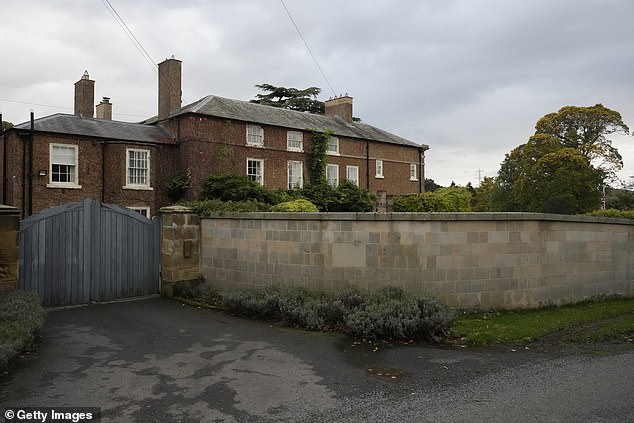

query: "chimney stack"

left=158, top=56, right=182, bottom=120
left=96, top=97, right=112, bottom=120
left=324, top=95, right=353, bottom=123
left=74, top=71, right=95, bottom=118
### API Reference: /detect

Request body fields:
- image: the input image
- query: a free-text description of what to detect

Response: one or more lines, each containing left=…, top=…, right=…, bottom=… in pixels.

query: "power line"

left=101, top=0, right=157, bottom=74
left=280, top=0, right=337, bottom=98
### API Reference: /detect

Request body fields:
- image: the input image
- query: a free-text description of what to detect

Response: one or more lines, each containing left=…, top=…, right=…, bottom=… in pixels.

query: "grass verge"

left=451, top=297, right=634, bottom=345
left=0, top=290, right=46, bottom=369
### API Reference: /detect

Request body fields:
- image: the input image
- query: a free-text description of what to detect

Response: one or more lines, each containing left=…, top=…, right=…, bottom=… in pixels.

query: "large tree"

left=490, top=103, right=630, bottom=214
left=250, top=84, right=325, bottom=114
left=534, top=104, right=629, bottom=179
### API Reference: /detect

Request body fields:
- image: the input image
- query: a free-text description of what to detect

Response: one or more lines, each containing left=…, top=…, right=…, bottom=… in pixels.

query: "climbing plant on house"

left=307, top=130, right=331, bottom=185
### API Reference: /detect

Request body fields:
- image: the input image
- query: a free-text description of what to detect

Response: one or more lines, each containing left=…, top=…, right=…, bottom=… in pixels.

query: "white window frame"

left=287, top=131, right=303, bottom=152
left=375, top=160, right=384, bottom=178
left=410, top=163, right=418, bottom=181
left=326, top=136, right=339, bottom=155
left=326, top=164, right=339, bottom=187
left=128, top=207, right=150, bottom=218
left=48, top=144, right=81, bottom=188
left=346, top=165, right=359, bottom=186
left=287, top=160, right=303, bottom=189
left=246, top=158, right=264, bottom=186
left=247, top=124, right=264, bottom=147
left=125, top=148, right=152, bottom=190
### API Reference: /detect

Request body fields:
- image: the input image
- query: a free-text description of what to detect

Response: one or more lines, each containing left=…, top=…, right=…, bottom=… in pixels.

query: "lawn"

left=451, top=297, right=634, bottom=345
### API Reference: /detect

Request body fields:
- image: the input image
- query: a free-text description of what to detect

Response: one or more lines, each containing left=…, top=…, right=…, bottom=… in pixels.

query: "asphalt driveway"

left=1, top=297, right=633, bottom=422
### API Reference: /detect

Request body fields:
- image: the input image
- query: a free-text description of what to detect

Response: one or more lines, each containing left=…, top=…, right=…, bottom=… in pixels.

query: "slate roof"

left=146, top=95, right=424, bottom=148
left=12, top=113, right=175, bottom=144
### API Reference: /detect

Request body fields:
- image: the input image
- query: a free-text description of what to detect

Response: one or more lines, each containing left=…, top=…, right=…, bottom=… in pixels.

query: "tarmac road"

left=1, top=297, right=632, bottom=422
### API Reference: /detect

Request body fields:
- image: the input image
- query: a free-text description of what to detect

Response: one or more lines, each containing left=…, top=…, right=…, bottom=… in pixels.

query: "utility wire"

left=280, top=0, right=337, bottom=98
left=0, top=97, right=148, bottom=119
left=101, top=0, right=158, bottom=74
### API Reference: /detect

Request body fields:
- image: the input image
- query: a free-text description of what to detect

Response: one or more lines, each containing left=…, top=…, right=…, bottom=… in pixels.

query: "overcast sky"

left=1, top=0, right=633, bottom=187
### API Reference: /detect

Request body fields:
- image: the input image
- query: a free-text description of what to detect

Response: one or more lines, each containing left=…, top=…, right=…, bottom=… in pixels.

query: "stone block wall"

left=0, top=205, right=20, bottom=291
left=160, top=206, right=201, bottom=296
left=195, top=212, right=634, bottom=309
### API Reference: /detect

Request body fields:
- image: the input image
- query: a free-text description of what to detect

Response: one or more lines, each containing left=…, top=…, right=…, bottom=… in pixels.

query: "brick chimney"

left=96, top=97, right=112, bottom=120
left=74, top=71, right=94, bottom=118
left=158, top=56, right=182, bottom=120
left=324, top=95, right=353, bottom=123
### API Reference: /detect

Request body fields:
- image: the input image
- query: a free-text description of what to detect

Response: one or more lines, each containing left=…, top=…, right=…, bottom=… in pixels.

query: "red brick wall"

left=173, top=114, right=423, bottom=197
left=1, top=114, right=423, bottom=217
left=2, top=131, right=177, bottom=217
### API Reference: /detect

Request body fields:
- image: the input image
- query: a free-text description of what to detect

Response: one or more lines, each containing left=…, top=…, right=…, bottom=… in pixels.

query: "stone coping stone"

left=186, top=211, right=634, bottom=225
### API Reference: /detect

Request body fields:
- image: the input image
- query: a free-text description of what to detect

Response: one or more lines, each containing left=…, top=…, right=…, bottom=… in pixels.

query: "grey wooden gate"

left=19, top=199, right=161, bottom=306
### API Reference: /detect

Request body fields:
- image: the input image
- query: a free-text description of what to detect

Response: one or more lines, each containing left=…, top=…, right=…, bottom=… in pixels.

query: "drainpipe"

left=365, top=139, right=370, bottom=190
left=101, top=142, right=106, bottom=203
left=21, top=123, right=26, bottom=217
left=1, top=113, right=6, bottom=204
left=28, top=111, right=34, bottom=216
left=418, top=145, right=424, bottom=193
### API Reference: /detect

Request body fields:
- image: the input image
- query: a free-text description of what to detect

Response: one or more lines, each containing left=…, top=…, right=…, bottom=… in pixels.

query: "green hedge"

left=584, top=209, right=634, bottom=219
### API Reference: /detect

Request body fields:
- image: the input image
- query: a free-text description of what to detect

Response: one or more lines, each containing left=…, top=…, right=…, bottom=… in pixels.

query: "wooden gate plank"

left=18, top=199, right=161, bottom=306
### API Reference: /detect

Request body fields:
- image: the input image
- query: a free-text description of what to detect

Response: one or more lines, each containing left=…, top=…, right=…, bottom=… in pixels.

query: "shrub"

left=333, top=285, right=365, bottom=310
left=0, top=290, right=46, bottom=368
left=344, top=298, right=423, bottom=340
left=377, top=285, right=405, bottom=300
left=393, top=192, right=453, bottom=212
left=201, top=174, right=278, bottom=204
left=223, top=287, right=279, bottom=319
left=270, top=199, right=319, bottom=212
left=331, top=180, right=377, bottom=212
left=217, top=284, right=455, bottom=342
left=166, top=170, right=191, bottom=202
left=434, top=186, right=473, bottom=212
left=186, top=199, right=271, bottom=216
left=301, top=183, right=337, bottom=211
left=416, top=297, right=457, bottom=341
left=191, top=281, right=222, bottom=305
left=585, top=209, right=634, bottom=219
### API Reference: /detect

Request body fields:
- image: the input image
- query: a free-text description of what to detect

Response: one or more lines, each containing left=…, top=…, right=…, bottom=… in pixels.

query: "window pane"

left=247, top=125, right=264, bottom=146
left=128, top=150, right=149, bottom=185
left=376, top=160, right=383, bottom=177
left=326, top=164, right=339, bottom=187
left=52, top=164, right=75, bottom=183
left=50, top=145, right=77, bottom=184
left=347, top=166, right=359, bottom=186
left=52, top=146, right=76, bottom=165
left=247, top=159, right=263, bottom=185
left=327, top=137, right=339, bottom=154
left=287, top=131, right=303, bottom=151
left=288, top=161, right=303, bottom=189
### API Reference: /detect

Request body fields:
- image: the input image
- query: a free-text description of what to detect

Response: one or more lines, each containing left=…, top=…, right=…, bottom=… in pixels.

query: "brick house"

left=1, top=58, right=428, bottom=217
